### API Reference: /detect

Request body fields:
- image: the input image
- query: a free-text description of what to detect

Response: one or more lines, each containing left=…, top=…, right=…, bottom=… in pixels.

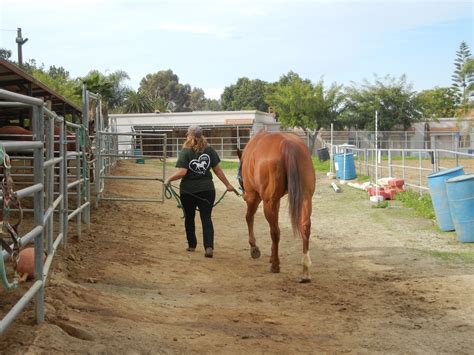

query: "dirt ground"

left=1, top=160, right=474, bottom=354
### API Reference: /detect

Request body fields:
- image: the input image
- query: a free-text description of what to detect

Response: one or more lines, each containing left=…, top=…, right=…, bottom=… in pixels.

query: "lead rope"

left=0, top=146, right=23, bottom=290
left=157, top=178, right=240, bottom=218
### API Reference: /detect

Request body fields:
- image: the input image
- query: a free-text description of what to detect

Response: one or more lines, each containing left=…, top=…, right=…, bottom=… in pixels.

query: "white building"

left=109, top=110, right=280, bottom=158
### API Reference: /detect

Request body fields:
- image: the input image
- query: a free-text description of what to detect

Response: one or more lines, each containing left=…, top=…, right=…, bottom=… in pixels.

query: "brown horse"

left=0, top=125, right=76, bottom=151
left=0, top=125, right=33, bottom=141
left=237, top=130, right=316, bottom=282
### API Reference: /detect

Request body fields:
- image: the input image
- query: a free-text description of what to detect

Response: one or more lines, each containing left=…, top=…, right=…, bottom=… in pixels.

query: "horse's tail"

left=283, top=140, right=303, bottom=238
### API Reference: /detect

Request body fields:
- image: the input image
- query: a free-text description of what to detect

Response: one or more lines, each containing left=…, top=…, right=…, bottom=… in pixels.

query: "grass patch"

left=357, top=175, right=371, bottom=182
left=394, top=191, right=436, bottom=220
left=311, top=157, right=331, bottom=173
left=371, top=201, right=389, bottom=209
left=219, top=160, right=240, bottom=170
left=428, top=250, right=474, bottom=264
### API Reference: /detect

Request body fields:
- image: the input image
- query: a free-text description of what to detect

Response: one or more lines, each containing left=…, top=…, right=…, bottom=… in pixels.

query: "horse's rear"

left=239, top=130, right=315, bottom=282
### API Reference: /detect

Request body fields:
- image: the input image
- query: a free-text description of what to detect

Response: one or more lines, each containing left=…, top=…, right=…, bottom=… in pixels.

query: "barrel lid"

left=446, top=173, right=474, bottom=183
left=334, top=152, right=353, bottom=156
left=428, top=166, right=464, bottom=179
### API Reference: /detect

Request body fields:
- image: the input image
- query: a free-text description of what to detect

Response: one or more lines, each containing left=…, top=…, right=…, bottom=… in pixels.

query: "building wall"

left=110, top=111, right=279, bottom=158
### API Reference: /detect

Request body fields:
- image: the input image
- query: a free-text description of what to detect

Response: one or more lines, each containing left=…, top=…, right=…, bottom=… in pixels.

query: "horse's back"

left=242, top=131, right=315, bottom=198
left=244, top=131, right=313, bottom=169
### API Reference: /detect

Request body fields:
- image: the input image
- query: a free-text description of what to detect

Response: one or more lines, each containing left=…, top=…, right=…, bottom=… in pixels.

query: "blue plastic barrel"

left=334, top=153, right=356, bottom=180
left=446, top=174, right=474, bottom=242
left=427, top=166, right=464, bottom=231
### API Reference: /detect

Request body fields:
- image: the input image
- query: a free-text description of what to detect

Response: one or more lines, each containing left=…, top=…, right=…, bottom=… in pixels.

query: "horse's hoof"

left=250, top=246, right=261, bottom=259
left=299, top=278, right=311, bottom=283
left=271, top=265, right=280, bottom=273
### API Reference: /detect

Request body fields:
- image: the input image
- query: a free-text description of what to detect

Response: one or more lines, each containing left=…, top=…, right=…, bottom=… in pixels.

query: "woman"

left=164, top=125, right=236, bottom=258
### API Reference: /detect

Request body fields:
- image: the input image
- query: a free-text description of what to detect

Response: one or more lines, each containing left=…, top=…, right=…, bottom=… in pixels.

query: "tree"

left=174, top=83, right=192, bottom=112
left=416, top=87, right=457, bottom=119
left=266, top=72, right=345, bottom=152
left=344, top=75, right=421, bottom=132
left=189, top=88, right=207, bottom=111
left=106, top=70, right=131, bottom=110
left=30, top=66, right=82, bottom=107
left=457, top=57, right=474, bottom=146
left=80, top=70, right=130, bottom=111
left=204, top=99, right=221, bottom=111
left=139, top=69, right=192, bottom=112
left=47, top=65, right=70, bottom=81
left=220, top=85, right=235, bottom=110
left=451, top=41, right=473, bottom=104
left=220, top=77, right=269, bottom=112
left=0, top=48, right=12, bottom=61
left=122, top=90, right=154, bottom=113
left=461, top=58, right=474, bottom=101
left=152, top=96, right=169, bottom=113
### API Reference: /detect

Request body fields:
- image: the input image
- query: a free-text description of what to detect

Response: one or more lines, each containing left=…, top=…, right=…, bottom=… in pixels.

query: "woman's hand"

left=226, top=184, right=236, bottom=192
left=164, top=168, right=188, bottom=186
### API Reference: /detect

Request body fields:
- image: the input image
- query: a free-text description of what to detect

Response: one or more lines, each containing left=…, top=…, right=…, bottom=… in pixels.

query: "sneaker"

left=204, top=247, right=213, bottom=258
left=186, top=247, right=195, bottom=252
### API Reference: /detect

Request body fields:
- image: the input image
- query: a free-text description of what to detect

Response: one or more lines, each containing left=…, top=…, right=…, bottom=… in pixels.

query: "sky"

left=0, top=0, right=472, bottom=99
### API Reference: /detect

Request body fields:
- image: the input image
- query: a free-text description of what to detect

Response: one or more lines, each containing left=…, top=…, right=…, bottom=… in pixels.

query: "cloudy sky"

left=0, top=0, right=472, bottom=99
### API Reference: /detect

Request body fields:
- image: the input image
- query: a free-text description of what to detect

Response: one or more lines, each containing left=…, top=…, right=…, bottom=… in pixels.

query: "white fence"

left=326, top=144, right=474, bottom=194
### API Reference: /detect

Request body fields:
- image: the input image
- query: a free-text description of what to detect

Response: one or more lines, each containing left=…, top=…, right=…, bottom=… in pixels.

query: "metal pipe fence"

left=0, top=88, right=91, bottom=335
left=326, top=143, right=473, bottom=194
left=94, top=130, right=166, bottom=205
left=317, top=129, right=473, bottom=154
left=152, top=136, right=251, bottom=159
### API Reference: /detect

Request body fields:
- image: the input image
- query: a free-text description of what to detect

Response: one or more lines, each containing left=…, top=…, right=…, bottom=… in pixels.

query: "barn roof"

left=0, top=59, right=82, bottom=120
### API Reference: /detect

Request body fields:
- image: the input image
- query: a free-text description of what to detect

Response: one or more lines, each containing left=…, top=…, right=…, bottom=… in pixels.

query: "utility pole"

left=16, top=28, right=28, bottom=66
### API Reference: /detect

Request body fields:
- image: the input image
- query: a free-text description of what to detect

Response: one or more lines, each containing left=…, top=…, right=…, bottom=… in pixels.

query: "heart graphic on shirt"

left=189, top=154, right=210, bottom=174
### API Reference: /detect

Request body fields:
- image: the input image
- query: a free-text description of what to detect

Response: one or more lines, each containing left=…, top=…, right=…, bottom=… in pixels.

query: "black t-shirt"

left=175, top=146, right=221, bottom=193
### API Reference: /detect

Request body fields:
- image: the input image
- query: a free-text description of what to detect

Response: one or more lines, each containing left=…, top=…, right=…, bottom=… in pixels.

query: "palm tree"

left=81, top=70, right=131, bottom=110
left=122, top=90, right=154, bottom=113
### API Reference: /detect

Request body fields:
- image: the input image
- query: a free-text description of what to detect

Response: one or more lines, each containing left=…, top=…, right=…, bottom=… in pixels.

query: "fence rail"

left=318, top=129, right=473, bottom=154
left=94, top=130, right=167, bottom=204
left=326, top=144, right=474, bottom=194
left=0, top=88, right=94, bottom=336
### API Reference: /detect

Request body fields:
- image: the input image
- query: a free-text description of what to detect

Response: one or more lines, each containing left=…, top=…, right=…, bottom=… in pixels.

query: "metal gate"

left=95, top=127, right=167, bottom=205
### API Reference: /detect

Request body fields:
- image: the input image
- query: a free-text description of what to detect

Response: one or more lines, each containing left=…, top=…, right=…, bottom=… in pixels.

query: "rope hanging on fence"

left=0, top=145, right=23, bottom=290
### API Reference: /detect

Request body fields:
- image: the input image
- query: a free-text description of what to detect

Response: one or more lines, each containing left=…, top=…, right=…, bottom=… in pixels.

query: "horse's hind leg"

left=300, top=198, right=312, bottom=283
left=245, top=192, right=261, bottom=259
left=263, top=199, right=280, bottom=273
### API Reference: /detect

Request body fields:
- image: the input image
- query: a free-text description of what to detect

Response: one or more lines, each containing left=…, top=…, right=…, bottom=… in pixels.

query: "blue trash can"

left=427, top=166, right=464, bottom=231
left=134, top=149, right=145, bottom=164
left=446, top=174, right=474, bottom=242
left=334, top=153, right=356, bottom=180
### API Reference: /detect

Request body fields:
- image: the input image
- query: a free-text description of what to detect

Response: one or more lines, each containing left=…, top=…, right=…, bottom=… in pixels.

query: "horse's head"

left=236, top=148, right=244, bottom=191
